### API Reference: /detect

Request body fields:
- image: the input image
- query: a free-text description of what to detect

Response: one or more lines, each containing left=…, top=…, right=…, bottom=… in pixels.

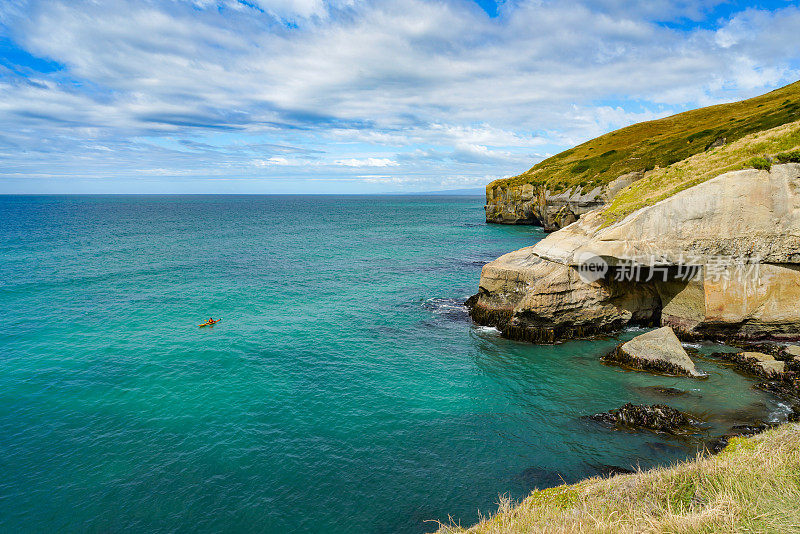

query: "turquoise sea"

left=0, top=195, right=789, bottom=533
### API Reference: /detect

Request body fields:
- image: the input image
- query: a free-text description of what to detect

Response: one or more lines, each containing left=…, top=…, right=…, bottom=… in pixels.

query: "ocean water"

left=0, top=195, right=788, bottom=533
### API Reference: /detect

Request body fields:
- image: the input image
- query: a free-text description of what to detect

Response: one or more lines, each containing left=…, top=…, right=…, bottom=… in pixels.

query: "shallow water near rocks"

left=0, top=195, right=787, bottom=533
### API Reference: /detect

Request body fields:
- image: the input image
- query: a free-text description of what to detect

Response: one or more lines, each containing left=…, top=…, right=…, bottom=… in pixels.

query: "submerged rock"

left=635, top=386, right=693, bottom=398
left=588, top=463, right=635, bottom=477
left=645, top=441, right=685, bottom=454
left=588, top=403, right=701, bottom=434
left=518, top=466, right=567, bottom=489
left=604, top=327, right=704, bottom=377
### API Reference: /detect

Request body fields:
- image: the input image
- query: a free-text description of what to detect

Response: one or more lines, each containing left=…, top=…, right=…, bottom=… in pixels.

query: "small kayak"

left=199, top=318, right=222, bottom=327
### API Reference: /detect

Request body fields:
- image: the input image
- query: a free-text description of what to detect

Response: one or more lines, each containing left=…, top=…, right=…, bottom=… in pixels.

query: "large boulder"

left=604, top=327, right=704, bottom=377
left=470, top=163, right=800, bottom=342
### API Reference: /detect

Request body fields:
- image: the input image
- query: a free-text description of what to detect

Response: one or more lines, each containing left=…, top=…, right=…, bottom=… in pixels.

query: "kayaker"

left=208, top=317, right=214, bottom=324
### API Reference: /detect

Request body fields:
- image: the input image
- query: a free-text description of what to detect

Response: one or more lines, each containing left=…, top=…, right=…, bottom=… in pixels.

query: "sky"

left=1, top=0, right=799, bottom=194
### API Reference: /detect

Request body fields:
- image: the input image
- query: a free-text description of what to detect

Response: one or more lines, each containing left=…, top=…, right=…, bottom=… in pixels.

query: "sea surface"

left=0, top=195, right=789, bottom=533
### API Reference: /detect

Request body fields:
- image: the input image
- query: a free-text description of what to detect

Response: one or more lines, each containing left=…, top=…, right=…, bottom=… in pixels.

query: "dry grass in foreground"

left=436, top=423, right=800, bottom=534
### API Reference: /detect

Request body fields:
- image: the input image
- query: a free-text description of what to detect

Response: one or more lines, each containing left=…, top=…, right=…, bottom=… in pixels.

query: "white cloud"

left=333, top=157, right=399, bottom=167
left=254, top=156, right=288, bottom=166
left=0, top=0, right=799, bottom=191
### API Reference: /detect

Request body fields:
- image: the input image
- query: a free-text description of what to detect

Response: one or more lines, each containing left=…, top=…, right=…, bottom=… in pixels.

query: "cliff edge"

left=472, top=153, right=800, bottom=343
left=486, top=80, right=800, bottom=230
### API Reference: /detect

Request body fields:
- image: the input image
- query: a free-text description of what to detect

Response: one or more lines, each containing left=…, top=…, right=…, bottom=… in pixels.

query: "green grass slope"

left=604, top=119, right=800, bottom=224
left=491, top=80, right=800, bottom=195
left=437, top=423, right=800, bottom=534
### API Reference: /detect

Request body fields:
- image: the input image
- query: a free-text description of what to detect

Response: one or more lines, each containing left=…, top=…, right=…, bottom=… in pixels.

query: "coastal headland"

left=453, top=80, right=800, bottom=533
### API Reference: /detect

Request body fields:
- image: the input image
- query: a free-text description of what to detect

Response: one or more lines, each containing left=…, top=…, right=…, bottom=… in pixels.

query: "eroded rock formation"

left=470, top=163, right=800, bottom=342
left=484, top=172, right=642, bottom=230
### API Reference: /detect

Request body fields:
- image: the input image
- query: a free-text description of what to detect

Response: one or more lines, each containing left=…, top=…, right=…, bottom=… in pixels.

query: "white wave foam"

left=474, top=325, right=500, bottom=334
left=424, top=297, right=468, bottom=315
left=768, top=401, right=794, bottom=423
left=623, top=325, right=648, bottom=333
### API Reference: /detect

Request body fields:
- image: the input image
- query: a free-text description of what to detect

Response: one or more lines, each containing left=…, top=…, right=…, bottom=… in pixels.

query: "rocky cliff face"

left=485, top=172, right=642, bottom=230
left=471, top=163, right=800, bottom=342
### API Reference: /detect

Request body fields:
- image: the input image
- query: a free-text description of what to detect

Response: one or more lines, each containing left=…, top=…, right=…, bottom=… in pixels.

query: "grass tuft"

left=776, top=150, right=800, bottom=163
left=746, top=156, right=772, bottom=171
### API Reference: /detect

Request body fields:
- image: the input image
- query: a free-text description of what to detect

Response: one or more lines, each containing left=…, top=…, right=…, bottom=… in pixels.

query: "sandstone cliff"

left=470, top=163, right=800, bottom=342
left=484, top=172, right=641, bottom=230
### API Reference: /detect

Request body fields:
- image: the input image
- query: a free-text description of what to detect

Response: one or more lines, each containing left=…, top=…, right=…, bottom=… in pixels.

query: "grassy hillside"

left=604, top=119, right=800, bottom=224
left=437, top=423, right=800, bottom=534
left=491, top=80, right=800, bottom=195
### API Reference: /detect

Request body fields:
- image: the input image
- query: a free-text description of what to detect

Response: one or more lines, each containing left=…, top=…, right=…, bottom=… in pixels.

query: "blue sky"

left=0, top=0, right=799, bottom=193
